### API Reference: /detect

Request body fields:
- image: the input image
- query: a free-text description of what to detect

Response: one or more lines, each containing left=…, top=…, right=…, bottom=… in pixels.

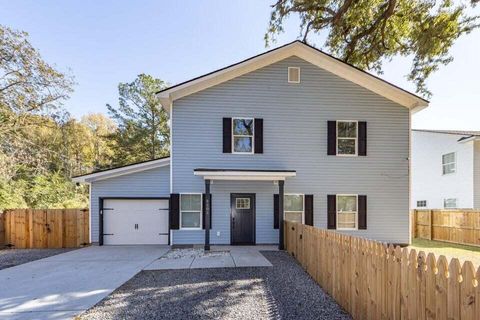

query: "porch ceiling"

left=193, top=168, right=296, bottom=181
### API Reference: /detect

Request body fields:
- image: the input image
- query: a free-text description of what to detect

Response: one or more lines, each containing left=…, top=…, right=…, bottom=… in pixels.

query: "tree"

left=266, top=0, right=479, bottom=97
left=107, top=74, right=169, bottom=165
left=0, top=25, right=74, bottom=134
left=80, top=113, right=117, bottom=170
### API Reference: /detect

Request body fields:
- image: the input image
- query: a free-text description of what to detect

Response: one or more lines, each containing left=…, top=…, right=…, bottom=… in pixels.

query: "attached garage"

left=72, top=157, right=171, bottom=245
left=102, top=199, right=169, bottom=245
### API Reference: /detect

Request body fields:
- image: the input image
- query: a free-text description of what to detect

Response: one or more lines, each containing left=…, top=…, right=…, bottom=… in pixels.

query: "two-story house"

left=73, top=41, right=429, bottom=248
left=411, top=129, right=480, bottom=209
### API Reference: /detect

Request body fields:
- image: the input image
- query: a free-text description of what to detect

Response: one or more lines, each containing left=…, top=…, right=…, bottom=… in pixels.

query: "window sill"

left=179, top=228, right=203, bottom=231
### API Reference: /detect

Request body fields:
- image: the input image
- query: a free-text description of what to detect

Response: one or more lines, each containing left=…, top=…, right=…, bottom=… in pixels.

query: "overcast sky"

left=1, top=0, right=479, bottom=130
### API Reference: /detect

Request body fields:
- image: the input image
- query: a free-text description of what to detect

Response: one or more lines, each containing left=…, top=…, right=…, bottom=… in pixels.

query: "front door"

left=231, top=193, right=255, bottom=245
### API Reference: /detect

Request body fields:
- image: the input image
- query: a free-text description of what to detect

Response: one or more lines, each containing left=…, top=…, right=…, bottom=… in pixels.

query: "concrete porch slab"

left=144, top=256, right=194, bottom=270
left=144, top=245, right=275, bottom=270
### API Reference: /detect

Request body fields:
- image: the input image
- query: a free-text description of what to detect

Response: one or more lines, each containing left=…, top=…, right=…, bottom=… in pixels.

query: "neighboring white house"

left=411, top=129, right=480, bottom=209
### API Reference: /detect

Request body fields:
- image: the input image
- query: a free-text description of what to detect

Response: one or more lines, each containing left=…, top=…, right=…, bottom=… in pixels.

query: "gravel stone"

left=160, top=248, right=229, bottom=260
left=79, top=251, right=351, bottom=320
left=0, top=248, right=75, bottom=270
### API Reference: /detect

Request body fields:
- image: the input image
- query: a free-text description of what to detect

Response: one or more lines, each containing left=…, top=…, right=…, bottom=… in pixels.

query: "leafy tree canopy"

left=0, top=25, right=74, bottom=134
left=266, top=0, right=480, bottom=97
left=107, top=74, right=169, bottom=165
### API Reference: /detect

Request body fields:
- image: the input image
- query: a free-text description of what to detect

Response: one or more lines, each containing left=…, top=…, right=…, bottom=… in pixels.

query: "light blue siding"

left=172, top=56, right=410, bottom=244
left=90, top=165, right=170, bottom=243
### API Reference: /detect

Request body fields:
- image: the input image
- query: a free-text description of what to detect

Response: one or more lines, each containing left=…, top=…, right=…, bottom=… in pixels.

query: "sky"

left=1, top=0, right=479, bottom=130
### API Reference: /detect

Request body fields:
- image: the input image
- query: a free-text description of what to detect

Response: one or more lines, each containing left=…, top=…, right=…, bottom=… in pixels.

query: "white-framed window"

left=180, top=193, right=202, bottom=229
left=444, top=198, right=458, bottom=209
left=337, top=121, right=358, bottom=156
left=337, top=194, right=358, bottom=230
left=442, top=152, right=456, bottom=175
left=417, top=200, right=427, bottom=208
left=288, top=67, right=300, bottom=83
left=232, top=118, right=254, bottom=154
left=284, top=194, right=304, bottom=223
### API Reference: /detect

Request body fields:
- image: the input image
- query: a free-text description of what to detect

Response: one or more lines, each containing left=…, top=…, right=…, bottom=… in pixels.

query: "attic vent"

left=288, top=67, right=300, bottom=83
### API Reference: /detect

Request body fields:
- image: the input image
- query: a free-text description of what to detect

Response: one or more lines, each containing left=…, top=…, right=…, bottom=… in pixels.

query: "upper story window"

left=337, top=195, right=358, bottom=230
left=442, top=152, right=456, bottom=175
left=417, top=200, right=427, bottom=208
left=444, top=198, right=457, bottom=209
left=180, top=194, right=202, bottom=229
left=288, top=67, right=300, bottom=83
left=232, top=118, right=254, bottom=153
left=284, top=194, right=304, bottom=223
left=337, top=121, right=358, bottom=156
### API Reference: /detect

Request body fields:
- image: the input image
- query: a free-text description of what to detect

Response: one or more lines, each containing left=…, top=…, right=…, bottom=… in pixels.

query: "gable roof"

left=157, top=40, right=429, bottom=113
left=72, top=157, right=170, bottom=183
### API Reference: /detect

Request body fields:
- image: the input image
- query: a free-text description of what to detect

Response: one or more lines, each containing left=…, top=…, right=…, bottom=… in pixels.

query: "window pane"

left=443, top=163, right=455, bottom=174
left=236, top=198, right=250, bottom=209
left=338, top=139, right=356, bottom=155
left=285, top=211, right=303, bottom=223
left=181, top=212, right=201, bottom=228
left=442, top=152, right=455, bottom=164
left=338, top=122, right=357, bottom=138
left=181, top=194, right=201, bottom=211
left=444, top=198, right=457, bottom=208
left=337, top=195, right=357, bottom=212
left=285, top=195, right=303, bottom=211
left=338, top=212, right=357, bottom=229
left=233, top=119, right=253, bottom=136
left=417, top=200, right=427, bottom=207
left=233, top=137, right=253, bottom=153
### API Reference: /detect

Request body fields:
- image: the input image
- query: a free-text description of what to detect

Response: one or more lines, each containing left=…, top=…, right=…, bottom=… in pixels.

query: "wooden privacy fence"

left=285, top=221, right=480, bottom=320
left=412, top=209, right=480, bottom=247
left=0, top=209, right=89, bottom=249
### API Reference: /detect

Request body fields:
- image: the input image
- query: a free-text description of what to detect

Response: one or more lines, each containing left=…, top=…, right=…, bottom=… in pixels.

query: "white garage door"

left=103, top=199, right=169, bottom=245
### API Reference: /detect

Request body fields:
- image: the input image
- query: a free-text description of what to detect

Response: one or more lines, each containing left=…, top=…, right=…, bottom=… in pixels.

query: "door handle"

left=134, top=223, right=139, bottom=230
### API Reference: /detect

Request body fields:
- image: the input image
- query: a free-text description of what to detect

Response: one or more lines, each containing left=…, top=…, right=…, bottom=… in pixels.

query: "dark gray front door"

left=231, top=193, right=255, bottom=245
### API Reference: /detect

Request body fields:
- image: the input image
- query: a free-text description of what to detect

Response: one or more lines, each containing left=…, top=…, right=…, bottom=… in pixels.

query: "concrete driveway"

left=0, top=245, right=169, bottom=320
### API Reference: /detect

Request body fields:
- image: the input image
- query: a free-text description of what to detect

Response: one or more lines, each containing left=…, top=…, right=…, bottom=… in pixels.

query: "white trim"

left=194, top=170, right=296, bottom=181
left=180, top=193, right=203, bottom=230
left=88, top=182, right=92, bottom=243
left=284, top=193, right=305, bottom=224
left=157, top=41, right=428, bottom=113
left=336, top=194, right=358, bottom=231
left=336, top=120, right=358, bottom=156
left=232, top=117, right=254, bottom=154
left=288, top=67, right=300, bottom=83
left=72, top=157, right=170, bottom=183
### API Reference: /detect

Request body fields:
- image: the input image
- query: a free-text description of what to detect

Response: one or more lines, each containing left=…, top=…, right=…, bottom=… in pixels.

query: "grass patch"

left=409, top=238, right=480, bottom=267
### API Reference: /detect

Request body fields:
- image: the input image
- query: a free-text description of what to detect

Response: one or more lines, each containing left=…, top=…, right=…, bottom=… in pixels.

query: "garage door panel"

left=103, top=199, right=169, bottom=245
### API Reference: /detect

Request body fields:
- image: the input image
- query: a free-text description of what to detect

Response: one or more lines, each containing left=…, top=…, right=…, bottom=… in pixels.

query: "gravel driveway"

left=79, top=251, right=350, bottom=320
left=0, top=248, right=75, bottom=270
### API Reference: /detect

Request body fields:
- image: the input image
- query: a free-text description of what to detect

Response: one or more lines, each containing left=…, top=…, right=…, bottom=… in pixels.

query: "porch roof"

left=193, top=168, right=296, bottom=181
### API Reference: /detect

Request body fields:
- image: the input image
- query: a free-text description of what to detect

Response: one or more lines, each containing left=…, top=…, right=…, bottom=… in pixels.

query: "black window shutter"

left=327, top=194, right=336, bottom=229
left=327, top=121, right=337, bottom=155
left=358, top=122, right=367, bottom=156
left=223, top=118, right=232, bottom=153
left=254, top=118, right=263, bottom=154
left=273, top=194, right=279, bottom=229
left=202, top=194, right=212, bottom=229
left=169, top=194, right=180, bottom=230
left=304, top=195, right=314, bottom=226
left=358, top=195, right=367, bottom=229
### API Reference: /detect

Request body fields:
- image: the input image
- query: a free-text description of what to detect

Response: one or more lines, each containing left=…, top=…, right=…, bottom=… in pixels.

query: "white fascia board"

left=157, top=42, right=428, bottom=113
left=72, top=158, right=170, bottom=183
left=194, top=170, right=296, bottom=181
